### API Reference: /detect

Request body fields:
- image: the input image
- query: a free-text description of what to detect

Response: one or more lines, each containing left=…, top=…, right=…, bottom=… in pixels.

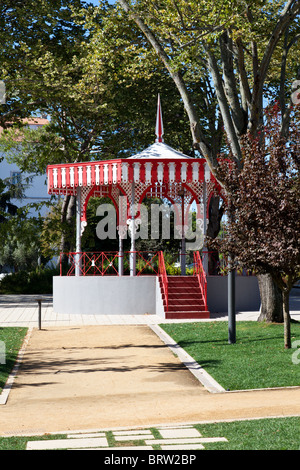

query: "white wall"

left=53, top=275, right=261, bottom=316
left=207, top=275, right=260, bottom=313
left=53, top=276, right=157, bottom=315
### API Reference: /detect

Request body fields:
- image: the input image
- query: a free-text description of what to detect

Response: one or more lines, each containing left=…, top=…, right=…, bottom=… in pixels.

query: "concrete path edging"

left=0, top=328, right=33, bottom=405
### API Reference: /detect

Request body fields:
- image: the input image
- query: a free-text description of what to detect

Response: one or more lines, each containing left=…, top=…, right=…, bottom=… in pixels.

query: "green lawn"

left=160, top=321, right=300, bottom=390
left=195, top=417, right=300, bottom=450
left=0, top=327, right=28, bottom=393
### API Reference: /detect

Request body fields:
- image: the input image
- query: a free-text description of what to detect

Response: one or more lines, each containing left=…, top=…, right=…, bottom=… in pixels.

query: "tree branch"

left=219, top=31, right=247, bottom=136
left=249, top=0, right=300, bottom=135
left=203, top=42, right=243, bottom=167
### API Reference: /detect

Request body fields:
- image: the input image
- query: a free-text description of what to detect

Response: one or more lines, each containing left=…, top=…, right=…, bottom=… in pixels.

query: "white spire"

left=155, top=94, right=164, bottom=143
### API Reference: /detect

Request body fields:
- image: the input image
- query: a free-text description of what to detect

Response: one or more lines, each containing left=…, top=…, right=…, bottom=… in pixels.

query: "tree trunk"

left=282, top=288, right=291, bottom=349
left=257, top=273, right=283, bottom=322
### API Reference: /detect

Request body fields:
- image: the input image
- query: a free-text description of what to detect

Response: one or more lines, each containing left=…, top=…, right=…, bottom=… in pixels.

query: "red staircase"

left=159, top=275, right=210, bottom=319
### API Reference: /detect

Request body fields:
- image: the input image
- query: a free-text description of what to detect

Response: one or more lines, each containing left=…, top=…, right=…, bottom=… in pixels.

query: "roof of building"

left=128, top=141, right=192, bottom=160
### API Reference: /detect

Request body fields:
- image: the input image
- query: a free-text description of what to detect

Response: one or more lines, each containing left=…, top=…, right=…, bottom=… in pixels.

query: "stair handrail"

left=193, top=251, right=208, bottom=311
left=158, top=251, right=168, bottom=311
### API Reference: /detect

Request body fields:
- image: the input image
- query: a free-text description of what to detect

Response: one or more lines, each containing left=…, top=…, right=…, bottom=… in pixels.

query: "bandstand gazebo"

left=48, top=96, right=223, bottom=319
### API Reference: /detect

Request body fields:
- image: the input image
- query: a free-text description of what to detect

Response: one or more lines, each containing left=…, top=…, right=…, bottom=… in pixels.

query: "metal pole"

left=36, top=299, right=42, bottom=330
left=179, top=191, right=186, bottom=275
left=228, top=256, right=236, bottom=344
left=118, top=194, right=126, bottom=276
left=202, top=178, right=208, bottom=275
left=130, top=181, right=136, bottom=276
left=118, top=234, right=124, bottom=276
left=75, top=188, right=82, bottom=277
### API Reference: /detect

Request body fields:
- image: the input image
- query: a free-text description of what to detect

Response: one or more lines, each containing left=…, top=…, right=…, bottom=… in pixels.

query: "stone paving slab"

left=27, top=436, right=109, bottom=450
left=113, top=430, right=153, bottom=435
left=114, top=434, right=155, bottom=441
left=26, top=426, right=228, bottom=450
left=145, top=437, right=227, bottom=446
left=67, top=432, right=106, bottom=438
left=158, top=427, right=201, bottom=439
left=77, top=446, right=154, bottom=450
left=161, top=444, right=205, bottom=450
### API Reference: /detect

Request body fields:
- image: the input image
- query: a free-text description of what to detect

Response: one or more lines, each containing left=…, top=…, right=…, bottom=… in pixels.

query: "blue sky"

left=88, top=0, right=116, bottom=4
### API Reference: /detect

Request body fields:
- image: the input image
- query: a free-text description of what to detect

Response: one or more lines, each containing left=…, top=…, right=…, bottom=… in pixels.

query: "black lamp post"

left=227, top=204, right=236, bottom=344
left=178, top=188, right=186, bottom=276
left=228, top=253, right=236, bottom=344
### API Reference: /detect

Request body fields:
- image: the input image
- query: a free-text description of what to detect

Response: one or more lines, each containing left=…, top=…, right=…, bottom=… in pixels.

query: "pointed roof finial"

left=155, top=94, right=164, bottom=143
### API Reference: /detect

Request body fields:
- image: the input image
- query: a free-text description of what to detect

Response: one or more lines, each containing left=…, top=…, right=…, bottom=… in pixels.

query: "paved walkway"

left=0, top=291, right=299, bottom=446
left=0, top=289, right=299, bottom=327
left=0, top=323, right=299, bottom=440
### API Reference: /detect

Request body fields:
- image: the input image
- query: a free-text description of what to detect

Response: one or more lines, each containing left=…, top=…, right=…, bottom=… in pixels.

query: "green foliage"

left=0, top=178, right=19, bottom=222
left=0, top=211, right=44, bottom=272
left=0, top=0, right=88, bottom=128
left=119, top=0, right=300, bottom=171
left=210, top=107, right=300, bottom=292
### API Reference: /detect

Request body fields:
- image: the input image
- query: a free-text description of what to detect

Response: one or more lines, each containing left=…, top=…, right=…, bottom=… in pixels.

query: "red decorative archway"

left=47, top=95, right=223, bottom=277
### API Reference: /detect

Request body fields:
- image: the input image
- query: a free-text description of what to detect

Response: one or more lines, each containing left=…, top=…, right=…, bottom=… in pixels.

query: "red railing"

left=136, top=251, right=159, bottom=276
left=60, top=251, right=161, bottom=277
left=158, top=251, right=168, bottom=311
left=60, top=251, right=120, bottom=276
left=193, top=251, right=208, bottom=311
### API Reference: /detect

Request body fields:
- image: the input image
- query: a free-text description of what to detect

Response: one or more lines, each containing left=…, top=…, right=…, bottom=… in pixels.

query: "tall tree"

left=0, top=0, right=87, bottom=128
left=1, top=1, right=200, bottom=255
left=210, top=106, right=300, bottom=348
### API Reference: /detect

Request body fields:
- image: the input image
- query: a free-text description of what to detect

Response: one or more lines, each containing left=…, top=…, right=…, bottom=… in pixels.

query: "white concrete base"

left=53, top=275, right=159, bottom=316
left=207, top=275, right=260, bottom=313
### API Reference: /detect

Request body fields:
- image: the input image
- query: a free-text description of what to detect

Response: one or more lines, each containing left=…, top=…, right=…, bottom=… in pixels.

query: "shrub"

left=0, top=267, right=59, bottom=294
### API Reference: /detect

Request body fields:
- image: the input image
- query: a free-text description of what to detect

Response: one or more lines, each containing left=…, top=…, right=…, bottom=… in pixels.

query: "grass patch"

left=160, top=321, right=300, bottom=390
left=0, top=327, right=28, bottom=393
left=0, top=434, right=67, bottom=451
left=196, top=417, right=300, bottom=450
left=0, top=418, right=298, bottom=449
